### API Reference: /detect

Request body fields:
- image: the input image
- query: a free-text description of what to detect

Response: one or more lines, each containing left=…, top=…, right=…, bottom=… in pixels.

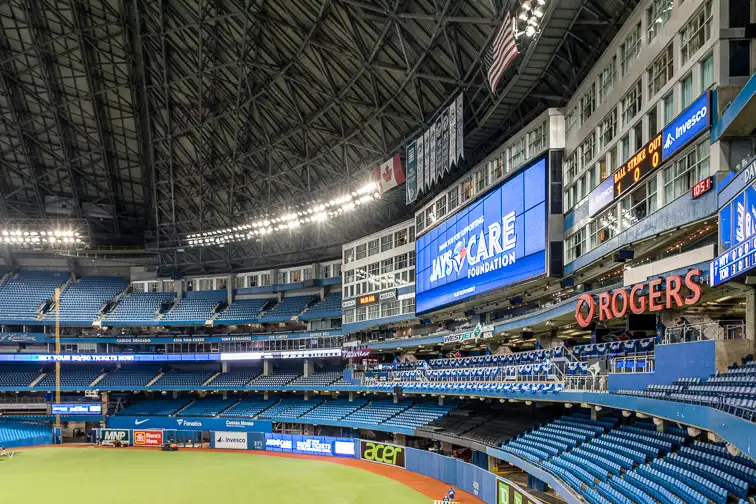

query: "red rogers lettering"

left=575, top=269, right=702, bottom=328
left=133, top=430, right=164, bottom=446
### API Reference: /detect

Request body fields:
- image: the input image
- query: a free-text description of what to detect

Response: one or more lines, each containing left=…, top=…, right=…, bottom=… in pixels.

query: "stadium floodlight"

left=525, top=25, right=536, bottom=36
left=519, top=10, right=528, bottom=21
left=533, top=7, right=544, bottom=17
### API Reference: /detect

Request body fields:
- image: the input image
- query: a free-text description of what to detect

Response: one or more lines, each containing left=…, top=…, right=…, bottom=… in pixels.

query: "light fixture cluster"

left=517, top=0, right=546, bottom=38
left=0, top=229, right=85, bottom=247
left=186, top=182, right=381, bottom=247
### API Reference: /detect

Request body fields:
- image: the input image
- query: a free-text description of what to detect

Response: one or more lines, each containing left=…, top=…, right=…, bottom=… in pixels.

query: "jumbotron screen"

left=415, top=157, right=548, bottom=314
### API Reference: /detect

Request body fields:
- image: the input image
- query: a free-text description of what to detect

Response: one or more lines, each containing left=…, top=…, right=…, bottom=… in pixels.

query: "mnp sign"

left=360, top=440, right=405, bottom=468
left=100, top=429, right=129, bottom=446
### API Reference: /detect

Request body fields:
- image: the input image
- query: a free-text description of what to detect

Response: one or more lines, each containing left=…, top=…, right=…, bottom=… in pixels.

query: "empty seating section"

left=382, top=402, right=456, bottom=428
left=250, top=373, right=300, bottom=387
left=117, top=398, right=192, bottom=416
left=105, top=292, right=175, bottom=323
left=617, top=358, right=756, bottom=422
left=290, top=372, right=343, bottom=387
left=36, top=370, right=101, bottom=389
left=0, top=271, right=69, bottom=322
left=299, top=292, right=341, bottom=320
left=162, top=290, right=226, bottom=323
left=214, top=298, right=271, bottom=323
left=299, top=399, right=368, bottom=422
left=0, top=369, right=40, bottom=388
left=343, top=400, right=412, bottom=424
left=96, top=368, right=160, bottom=388
left=45, top=276, right=128, bottom=323
left=0, top=422, right=51, bottom=447
left=258, top=296, right=314, bottom=323
left=206, top=371, right=260, bottom=388
left=258, top=397, right=324, bottom=419
left=178, top=397, right=238, bottom=416
left=220, top=397, right=279, bottom=417
left=151, top=371, right=215, bottom=388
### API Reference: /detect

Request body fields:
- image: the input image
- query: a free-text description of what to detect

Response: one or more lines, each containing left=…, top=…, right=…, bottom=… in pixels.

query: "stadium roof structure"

left=0, top=0, right=638, bottom=274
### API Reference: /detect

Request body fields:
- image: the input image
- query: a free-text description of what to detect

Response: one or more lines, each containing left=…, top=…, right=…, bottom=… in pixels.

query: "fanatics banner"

left=405, top=141, right=417, bottom=204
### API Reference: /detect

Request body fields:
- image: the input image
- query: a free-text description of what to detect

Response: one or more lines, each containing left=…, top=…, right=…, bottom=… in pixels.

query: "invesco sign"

left=575, top=269, right=702, bottom=328
left=360, top=440, right=405, bottom=468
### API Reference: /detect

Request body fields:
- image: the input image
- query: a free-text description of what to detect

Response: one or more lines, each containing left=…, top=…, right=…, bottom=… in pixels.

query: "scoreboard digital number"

left=691, top=176, right=713, bottom=199
left=613, top=133, right=662, bottom=198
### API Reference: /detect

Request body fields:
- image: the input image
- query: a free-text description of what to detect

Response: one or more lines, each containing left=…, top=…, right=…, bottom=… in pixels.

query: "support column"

left=747, top=288, right=756, bottom=341
left=591, top=408, right=598, bottom=421
left=263, top=360, right=271, bottom=376
left=227, top=274, right=235, bottom=304
left=438, top=396, right=444, bottom=406
left=654, top=417, right=667, bottom=433
left=304, top=391, right=309, bottom=401
left=393, top=433, right=406, bottom=446
left=263, top=391, right=269, bottom=400
left=393, top=392, right=398, bottom=404
left=222, top=391, right=227, bottom=399
left=487, top=455, right=498, bottom=472
left=440, top=441, right=453, bottom=453
left=222, top=362, right=228, bottom=373
left=176, top=279, right=183, bottom=298
left=348, top=392, right=355, bottom=402
left=304, top=360, right=314, bottom=378
left=172, top=391, right=178, bottom=399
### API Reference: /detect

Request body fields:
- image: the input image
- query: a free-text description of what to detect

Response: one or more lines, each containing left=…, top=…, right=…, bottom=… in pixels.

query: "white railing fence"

left=664, top=321, right=745, bottom=344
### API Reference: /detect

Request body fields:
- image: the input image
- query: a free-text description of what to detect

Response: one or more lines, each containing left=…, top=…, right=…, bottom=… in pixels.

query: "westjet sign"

left=662, top=92, right=711, bottom=159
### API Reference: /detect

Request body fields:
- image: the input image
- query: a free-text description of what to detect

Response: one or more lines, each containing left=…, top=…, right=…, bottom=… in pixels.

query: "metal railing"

left=664, top=321, right=746, bottom=344
left=563, top=375, right=608, bottom=392
left=609, top=354, right=655, bottom=374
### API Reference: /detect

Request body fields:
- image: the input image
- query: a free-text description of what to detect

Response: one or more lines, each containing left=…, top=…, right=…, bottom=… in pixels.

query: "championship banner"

left=406, top=93, right=464, bottom=198
left=408, top=138, right=419, bottom=204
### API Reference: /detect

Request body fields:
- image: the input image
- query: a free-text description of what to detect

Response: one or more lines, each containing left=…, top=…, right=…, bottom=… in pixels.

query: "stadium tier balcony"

left=615, top=358, right=756, bottom=421
left=220, top=397, right=279, bottom=418
left=150, top=371, right=215, bottom=389
left=178, top=397, right=239, bottom=417
left=342, top=400, right=412, bottom=424
left=249, top=373, right=300, bottom=387
left=35, top=370, right=101, bottom=389
left=298, top=398, right=369, bottom=422
left=258, top=296, right=314, bottom=323
left=0, top=270, right=69, bottom=323
left=289, top=372, right=343, bottom=387
left=572, top=338, right=655, bottom=359
left=382, top=402, right=457, bottom=429
left=214, top=298, right=272, bottom=324
left=257, top=397, right=324, bottom=419
left=96, top=368, right=161, bottom=389
left=43, top=276, right=128, bottom=324
left=103, top=292, right=175, bottom=323
left=161, top=290, right=226, bottom=324
left=116, top=398, right=193, bottom=416
left=205, top=371, right=261, bottom=388
left=298, top=292, right=342, bottom=320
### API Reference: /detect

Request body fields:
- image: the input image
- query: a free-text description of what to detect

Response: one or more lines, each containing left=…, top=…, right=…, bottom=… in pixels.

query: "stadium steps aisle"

left=203, top=373, right=220, bottom=386
left=174, top=400, right=197, bottom=416
left=90, top=372, right=108, bottom=387
left=145, top=372, right=164, bottom=387
left=29, top=373, right=46, bottom=387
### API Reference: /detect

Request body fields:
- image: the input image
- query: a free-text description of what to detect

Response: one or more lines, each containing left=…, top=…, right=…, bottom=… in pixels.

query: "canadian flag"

left=373, top=153, right=405, bottom=193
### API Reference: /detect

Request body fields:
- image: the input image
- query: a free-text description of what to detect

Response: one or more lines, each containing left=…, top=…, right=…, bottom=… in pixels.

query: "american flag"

left=485, top=12, right=519, bottom=95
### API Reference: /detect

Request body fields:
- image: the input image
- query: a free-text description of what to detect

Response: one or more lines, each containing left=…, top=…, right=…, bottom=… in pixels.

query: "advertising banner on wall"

left=406, top=141, right=418, bottom=203
left=100, top=429, right=130, bottom=446
left=107, top=416, right=273, bottom=433
left=415, top=157, right=547, bottom=313
left=133, top=430, right=163, bottom=446
left=662, top=91, right=710, bottom=159
left=442, top=324, right=493, bottom=345
left=213, top=431, right=248, bottom=450
left=360, top=440, right=405, bottom=468
left=264, top=434, right=355, bottom=457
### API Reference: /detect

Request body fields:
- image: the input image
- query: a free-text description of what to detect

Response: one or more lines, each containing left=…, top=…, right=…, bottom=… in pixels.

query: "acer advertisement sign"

left=415, top=157, right=547, bottom=313
left=575, top=269, right=702, bottom=327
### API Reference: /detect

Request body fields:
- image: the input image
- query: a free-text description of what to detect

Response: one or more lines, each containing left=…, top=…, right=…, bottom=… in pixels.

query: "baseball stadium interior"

left=0, top=0, right=755, bottom=503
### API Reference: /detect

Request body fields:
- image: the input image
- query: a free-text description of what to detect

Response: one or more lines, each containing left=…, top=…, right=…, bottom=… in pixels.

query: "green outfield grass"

left=1, top=448, right=429, bottom=504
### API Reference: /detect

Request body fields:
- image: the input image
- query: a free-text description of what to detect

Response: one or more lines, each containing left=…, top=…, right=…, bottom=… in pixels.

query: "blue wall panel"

left=608, top=340, right=716, bottom=391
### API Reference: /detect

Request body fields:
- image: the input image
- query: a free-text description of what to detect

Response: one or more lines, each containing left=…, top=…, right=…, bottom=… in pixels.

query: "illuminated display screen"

left=415, top=157, right=547, bottom=314
left=613, top=133, right=662, bottom=198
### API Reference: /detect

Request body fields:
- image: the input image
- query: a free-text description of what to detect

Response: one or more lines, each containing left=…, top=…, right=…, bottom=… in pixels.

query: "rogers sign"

left=575, top=269, right=702, bottom=328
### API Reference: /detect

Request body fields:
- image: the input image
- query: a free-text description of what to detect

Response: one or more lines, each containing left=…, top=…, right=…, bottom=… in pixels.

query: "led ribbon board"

left=415, top=158, right=547, bottom=313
